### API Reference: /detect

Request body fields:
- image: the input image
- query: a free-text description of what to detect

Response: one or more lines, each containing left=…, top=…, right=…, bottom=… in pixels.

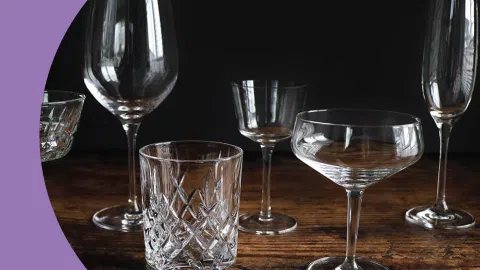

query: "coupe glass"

left=83, top=0, right=178, bottom=232
left=231, top=80, right=307, bottom=235
left=292, top=109, right=424, bottom=270
left=405, top=0, right=478, bottom=229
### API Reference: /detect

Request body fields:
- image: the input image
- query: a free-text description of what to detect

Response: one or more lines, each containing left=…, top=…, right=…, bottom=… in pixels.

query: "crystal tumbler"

left=139, top=141, right=244, bottom=270
left=40, top=91, right=85, bottom=162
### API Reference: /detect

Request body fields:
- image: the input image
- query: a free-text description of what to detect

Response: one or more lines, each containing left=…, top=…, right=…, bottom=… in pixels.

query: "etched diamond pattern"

left=142, top=158, right=242, bottom=270
left=40, top=93, right=84, bottom=162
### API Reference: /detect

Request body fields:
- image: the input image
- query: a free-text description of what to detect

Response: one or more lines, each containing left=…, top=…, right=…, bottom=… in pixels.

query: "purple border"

left=0, top=0, right=86, bottom=269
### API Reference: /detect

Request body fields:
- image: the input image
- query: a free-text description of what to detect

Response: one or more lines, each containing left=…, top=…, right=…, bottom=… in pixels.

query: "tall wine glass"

left=405, top=0, right=478, bottom=229
left=231, top=80, right=307, bottom=235
left=83, top=0, right=178, bottom=232
left=292, top=109, right=424, bottom=270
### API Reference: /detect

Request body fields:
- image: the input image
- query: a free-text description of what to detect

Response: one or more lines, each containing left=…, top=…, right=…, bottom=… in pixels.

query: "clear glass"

left=83, top=0, right=178, bottom=232
left=406, top=0, right=478, bottom=230
left=40, top=91, right=86, bottom=162
left=231, top=80, right=307, bottom=235
left=291, top=109, right=424, bottom=270
left=139, top=141, right=244, bottom=270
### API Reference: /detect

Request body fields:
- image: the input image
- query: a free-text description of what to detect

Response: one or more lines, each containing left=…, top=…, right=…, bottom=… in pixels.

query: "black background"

left=45, top=1, right=480, bottom=154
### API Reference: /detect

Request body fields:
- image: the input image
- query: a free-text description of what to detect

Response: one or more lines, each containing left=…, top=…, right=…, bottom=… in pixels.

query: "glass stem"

left=122, top=120, right=142, bottom=214
left=339, top=189, right=364, bottom=270
left=259, top=144, right=275, bottom=221
left=432, top=121, right=453, bottom=214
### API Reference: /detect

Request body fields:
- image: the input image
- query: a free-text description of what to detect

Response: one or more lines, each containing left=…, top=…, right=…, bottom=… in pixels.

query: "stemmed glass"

left=231, top=80, right=307, bottom=235
left=292, top=109, right=424, bottom=270
left=83, top=0, right=178, bottom=232
left=405, top=0, right=478, bottom=229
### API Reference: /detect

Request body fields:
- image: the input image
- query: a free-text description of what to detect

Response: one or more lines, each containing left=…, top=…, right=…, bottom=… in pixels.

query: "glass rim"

left=296, top=108, right=422, bottom=128
left=231, top=80, right=308, bottom=89
left=139, top=140, right=244, bottom=163
left=43, top=90, right=86, bottom=105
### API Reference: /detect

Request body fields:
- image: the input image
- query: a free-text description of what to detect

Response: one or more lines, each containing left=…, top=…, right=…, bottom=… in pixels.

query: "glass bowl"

left=40, top=91, right=86, bottom=162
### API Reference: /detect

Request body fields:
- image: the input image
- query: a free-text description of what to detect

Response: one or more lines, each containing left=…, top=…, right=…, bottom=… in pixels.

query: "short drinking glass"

left=40, top=91, right=86, bottom=162
left=292, top=109, right=424, bottom=270
left=140, top=141, right=244, bottom=270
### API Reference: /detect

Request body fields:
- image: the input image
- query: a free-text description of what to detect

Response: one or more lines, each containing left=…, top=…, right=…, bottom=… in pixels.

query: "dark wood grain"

left=43, top=152, right=480, bottom=270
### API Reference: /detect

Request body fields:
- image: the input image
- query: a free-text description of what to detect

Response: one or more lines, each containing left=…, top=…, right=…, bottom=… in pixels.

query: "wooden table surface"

left=43, top=152, right=480, bottom=270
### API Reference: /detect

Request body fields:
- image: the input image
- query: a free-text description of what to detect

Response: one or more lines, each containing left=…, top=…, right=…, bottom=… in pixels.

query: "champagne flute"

left=292, top=109, right=424, bottom=270
left=231, top=80, right=307, bottom=235
left=83, top=0, right=178, bottom=232
left=406, top=0, right=478, bottom=229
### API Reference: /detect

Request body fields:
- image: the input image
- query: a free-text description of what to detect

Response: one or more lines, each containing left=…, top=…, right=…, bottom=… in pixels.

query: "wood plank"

left=43, top=153, right=480, bottom=270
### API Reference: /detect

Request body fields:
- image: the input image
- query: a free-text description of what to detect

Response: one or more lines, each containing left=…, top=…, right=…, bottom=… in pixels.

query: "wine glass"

left=405, top=0, right=478, bottom=230
left=291, top=109, right=424, bottom=270
left=83, top=0, right=178, bottom=232
left=231, top=80, right=307, bottom=235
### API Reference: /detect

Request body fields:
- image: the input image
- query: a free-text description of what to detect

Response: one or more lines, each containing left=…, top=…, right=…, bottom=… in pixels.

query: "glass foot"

left=238, top=212, right=296, bottom=235
left=92, top=205, right=143, bottom=232
left=405, top=205, right=475, bottom=230
left=307, top=257, right=389, bottom=270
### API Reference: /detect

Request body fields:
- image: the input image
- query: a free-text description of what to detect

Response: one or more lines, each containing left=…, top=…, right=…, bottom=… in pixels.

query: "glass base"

left=238, top=212, right=296, bottom=235
left=92, top=205, right=143, bottom=232
left=405, top=205, right=475, bottom=230
left=307, top=257, right=389, bottom=270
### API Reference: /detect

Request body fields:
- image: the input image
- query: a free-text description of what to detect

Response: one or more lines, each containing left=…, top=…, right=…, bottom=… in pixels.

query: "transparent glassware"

left=405, top=0, right=478, bottom=230
left=231, top=80, right=307, bottom=235
left=291, top=109, right=424, bottom=270
left=139, top=141, right=244, bottom=270
left=83, top=0, right=178, bottom=232
left=40, top=91, right=86, bottom=162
